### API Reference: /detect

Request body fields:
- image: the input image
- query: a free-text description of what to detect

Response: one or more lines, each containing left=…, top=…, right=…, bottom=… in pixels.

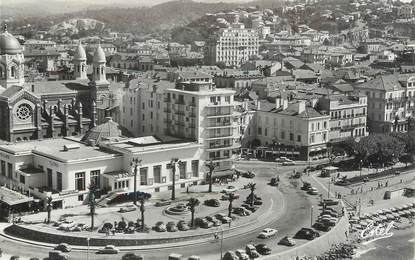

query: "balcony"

left=206, top=143, right=241, bottom=151
left=164, top=97, right=171, bottom=102
left=207, top=102, right=233, bottom=107
left=206, top=133, right=234, bottom=140
left=175, top=100, right=185, bottom=105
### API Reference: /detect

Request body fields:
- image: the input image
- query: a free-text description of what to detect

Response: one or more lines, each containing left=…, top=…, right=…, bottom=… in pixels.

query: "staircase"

left=96, top=192, right=118, bottom=207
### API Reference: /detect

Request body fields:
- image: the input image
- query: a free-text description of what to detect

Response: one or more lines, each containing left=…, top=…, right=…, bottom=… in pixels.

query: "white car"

left=275, top=157, right=293, bottom=163
left=282, top=161, right=296, bottom=166
left=221, top=185, right=238, bottom=194
left=257, top=228, right=278, bottom=238
left=235, top=249, right=249, bottom=260
left=308, top=187, right=318, bottom=195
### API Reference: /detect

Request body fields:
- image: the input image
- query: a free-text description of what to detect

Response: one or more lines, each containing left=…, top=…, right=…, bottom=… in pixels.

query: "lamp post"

left=327, top=179, right=331, bottom=198
left=130, top=158, right=142, bottom=206
left=220, top=226, right=224, bottom=260
left=359, top=160, right=363, bottom=178
left=170, top=157, right=182, bottom=201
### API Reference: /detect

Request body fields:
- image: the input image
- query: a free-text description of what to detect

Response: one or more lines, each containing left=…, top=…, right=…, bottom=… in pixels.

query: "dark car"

left=154, top=200, right=171, bottom=207
left=242, top=171, right=255, bottom=178
left=295, top=228, right=320, bottom=240
left=241, top=203, right=259, bottom=212
left=177, top=220, right=190, bottom=231
left=166, top=221, right=178, bottom=232
left=319, top=199, right=339, bottom=206
left=335, top=180, right=351, bottom=186
left=54, top=243, right=72, bottom=253
left=96, top=245, right=119, bottom=254
left=195, top=217, right=213, bottom=228
left=122, top=253, right=144, bottom=260
left=154, top=221, right=166, bottom=232
left=301, top=182, right=312, bottom=191
left=204, top=199, right=220, bottom=207
left=255, top=244, right=271, bottom=255
left=321, top=210, right=338, bottom=218
left=313, top=222, right=332, bottom=232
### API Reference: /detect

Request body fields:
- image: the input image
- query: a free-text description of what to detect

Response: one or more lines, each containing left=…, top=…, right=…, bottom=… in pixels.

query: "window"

left=191, top=160, right=199, bottom=177
left=140, top=167, right=148, bottom=185
left=258, top=127, right=262, bottom=135
left=297, top=135, right=301, bottom=142
left=323, top=121, right=327, bottom=129
left=281, top=131, right=285, bottom=139
left=311, top=123, right=315, bottom=131
left=264, top=128, right=268, bottom=136
left=142, top=114, right=145, bottom=120
left=57, top=172, right=62, bottom=191
left=179, top=161, right=187, bottom=179
left=153, top=166, right=161, bottom=183
left=20, top=174, right=25, bottom=184
left=0, top=160, right=4, bottom=176
left=75, top=172, right=85, bottom=191
left=47, top=168, right=53, bottom=188
left=78, top=194, right=84, bottom=201
left=310, top=134, right=315, bottom=144
left=11, top=66, right=15, bottom=78
left=290, top=133, right=294, bottom=141
left=142, top=103, right=145, bottom=109
left=90, top=170, right=100, bottom=187
left=7, top=163, right=12, bottom=178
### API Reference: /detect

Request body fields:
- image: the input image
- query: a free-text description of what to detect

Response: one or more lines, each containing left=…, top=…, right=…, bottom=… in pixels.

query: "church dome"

left=93, top=43, right=106, bottom=63
left=0, top=25, right=22, bottom=55
left=81, top=117, right=122, bottom=145
left=73, top=41, right=86, bottom=60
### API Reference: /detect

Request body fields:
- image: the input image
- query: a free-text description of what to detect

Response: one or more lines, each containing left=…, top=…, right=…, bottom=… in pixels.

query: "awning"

left=0, top=187, right=33, bottom=206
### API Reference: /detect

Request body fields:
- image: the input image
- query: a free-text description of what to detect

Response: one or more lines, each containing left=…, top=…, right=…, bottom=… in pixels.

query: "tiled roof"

left=357, top=74, right=404, bottom=91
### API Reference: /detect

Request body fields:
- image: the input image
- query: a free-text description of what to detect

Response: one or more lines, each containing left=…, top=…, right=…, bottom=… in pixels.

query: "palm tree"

left=130, top=158, right=142, bottom=206
left=247, top=183, right=256, bottom=207
left=205, top=160, right=216, bottom=193
left=138, top=197, right=145, bottom=231
left=187, top=198, right=200, bottom=229
left=88, top=184, right=97, bottom=231
left=46, top=196, right=53, bottom=224
left=227, top=193, right=237, bottom=218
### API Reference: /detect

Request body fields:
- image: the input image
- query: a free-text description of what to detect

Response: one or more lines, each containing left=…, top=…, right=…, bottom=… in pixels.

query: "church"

left=0, top=25, right=111, bottom=142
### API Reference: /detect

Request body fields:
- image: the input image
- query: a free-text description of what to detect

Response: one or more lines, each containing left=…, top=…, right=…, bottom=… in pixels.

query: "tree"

left=88, top=183, right=97, bottom=231
left=205, top=160, right=216, bottom=193
left=227, top=193, right=237, bottom=218
left=247, top=183, right=256, bottom=207
left=326, top=142, right=345, bottom=166
left=187, top=198, right=200, bottom=229
left=46, top=196, right=53, bottom=224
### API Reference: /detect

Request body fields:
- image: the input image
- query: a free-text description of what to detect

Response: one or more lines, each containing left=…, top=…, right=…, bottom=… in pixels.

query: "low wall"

left=262, top=212, right=349, bottom=260
left=4, top=224, right=215, bottom=247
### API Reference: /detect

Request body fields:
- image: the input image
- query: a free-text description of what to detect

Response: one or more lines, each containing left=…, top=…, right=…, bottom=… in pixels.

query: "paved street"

left=0, top=162, right=316, bottom=260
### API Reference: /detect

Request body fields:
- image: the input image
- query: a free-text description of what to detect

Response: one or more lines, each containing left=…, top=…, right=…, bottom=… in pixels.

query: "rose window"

left=16, top=104, right=32, bottom=121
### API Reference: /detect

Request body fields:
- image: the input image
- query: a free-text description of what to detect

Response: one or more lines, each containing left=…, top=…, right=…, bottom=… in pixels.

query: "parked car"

left=313, top=222, right=332, bottom=232
left=166, top=222, right=178, bottom=232
left=335, top=180, right=351, bottom=186
left=242, top=171, right=255, bottom=178
left=54, top=243, right=71, bottom=253
left=270, top=177, right=279, bottom=186
left=320, top=218, right=337, bottom=226
left=222, top=251, right=239, bottom=260
left=221, top=193, right=240, bottom=200
left=241, top=204, right=259, bottom=212
left=204, top=199, right=220, bottom=207
left=97, top=245, right=119, bottom=254
left=308, top=187, right=318, bottom=195
left=257, top=228, right=278, bottom=238
left=221, top=185, right=238, bottom=193
left=122, top=253, right=144, bottom=260
left=245, top=244, right=259, bottom=258
left=195, top=217, right=213, bottom=228
left=295, top=228, right=320, bottom=240
left=301, top=182, right=312, bottom=191
left=233, top=207, right=251, bottom=216
left=154, top=221, right=167, bottom=232
left=177, top=220, right=190, bottom=231
left=215, top=213, right=232, bottom=223
left=154, top=200, right=171, bottom=207
left=119, top=205, right=137, bottom=213
left=235, top=249, right=249, bottom=260
left=319, top=199, right=339, bottom=206
left=255, top=244, right=271, bottom=255
left=282, top=161, right=296, bottom=166
left=206, top=216, right=222, bottom=226
left=275, top=157, right=293, bottom=163
left=278, top=236, right=296, bottom=246
left=321, top=211, right=338, bottom=218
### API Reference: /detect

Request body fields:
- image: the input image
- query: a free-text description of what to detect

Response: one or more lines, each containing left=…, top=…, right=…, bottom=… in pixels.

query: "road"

left=0, top=163, right=314, bottom=260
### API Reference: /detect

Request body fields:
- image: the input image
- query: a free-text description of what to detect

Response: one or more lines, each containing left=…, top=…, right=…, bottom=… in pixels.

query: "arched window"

left=0, top=66, right=3, bottom=78
left=96, top=67, right=99, bottom=74
left=101, top=67, right=104, bottom=74
left=82, top=64, right=85, bottom=72
left=11, top=66, right=16, bottom=78
left=77, top=65, right=80, bottom=73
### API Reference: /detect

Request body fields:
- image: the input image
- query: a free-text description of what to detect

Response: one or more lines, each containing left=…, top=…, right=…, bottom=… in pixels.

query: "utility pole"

left=131, top=158, right=142, bottom=206
left=170, top=157, right=182, bottom=201
left=310, top=206, right=314, bottom=226
left=328, top=179, right=331, bottom=198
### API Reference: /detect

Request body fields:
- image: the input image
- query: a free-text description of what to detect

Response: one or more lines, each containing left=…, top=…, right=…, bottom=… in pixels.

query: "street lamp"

left=170, top=157, right=182, bottom=201
left=205, top=160, right=216, bottom=193
left=327, top=179, right=331, bottom=198
left=130, top=157, right=142, bottom=206
left=359, top=160, right=363, bottom=178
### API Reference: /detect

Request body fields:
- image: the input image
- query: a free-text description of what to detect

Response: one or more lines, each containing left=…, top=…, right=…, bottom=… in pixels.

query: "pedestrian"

left=385, top=181, right=388, bottom=187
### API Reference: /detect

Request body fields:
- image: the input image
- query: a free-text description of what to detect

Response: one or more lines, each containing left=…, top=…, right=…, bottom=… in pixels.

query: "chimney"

left=282, top=98, right=288, bottom=110
left=257, top=100, right=261, bottom=110
left=275, top=97, right=281, bottom=109
left=31, top=84, right=35, bottom=92
left=297, top=101, right=305, bottom=114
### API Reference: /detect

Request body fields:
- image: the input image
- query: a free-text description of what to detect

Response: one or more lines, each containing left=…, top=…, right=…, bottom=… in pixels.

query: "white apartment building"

left=164, top=82, right=241, bottom=175
left=121, top=78, right=174, bottom=137
left=205, top=23, right=259, bottom=67
left=355, top=74, right=415, bottom=133
left=255, top=98, right=330, bottom=160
